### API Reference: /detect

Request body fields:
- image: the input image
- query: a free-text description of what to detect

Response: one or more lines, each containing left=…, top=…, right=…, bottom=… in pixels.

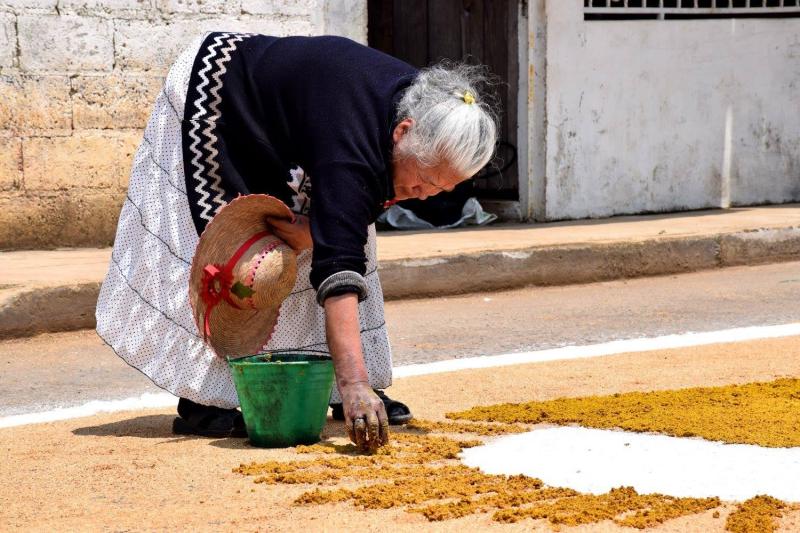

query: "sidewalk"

left=2, top=204, right=799, bottom=338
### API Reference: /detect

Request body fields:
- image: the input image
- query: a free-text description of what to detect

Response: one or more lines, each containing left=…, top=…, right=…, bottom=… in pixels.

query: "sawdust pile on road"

left=405, top=419, right=530, bottom=436
left=726, top=496, right=793, bottom=533
left=235, top=378, right=800, bottom=530
left=447, top=377, right=800, bottom=448
left=234, top=422, right=720, bottom=529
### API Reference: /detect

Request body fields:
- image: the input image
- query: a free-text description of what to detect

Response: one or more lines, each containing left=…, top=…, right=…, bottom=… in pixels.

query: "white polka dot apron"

left=95, top=36, right=393, bottom=408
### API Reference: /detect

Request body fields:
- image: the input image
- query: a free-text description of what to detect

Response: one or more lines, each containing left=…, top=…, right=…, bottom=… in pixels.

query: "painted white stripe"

left=393, top=322, right=800, bottom=378
left=461, top=426, right=800, bottom=502
left=0, top=392, right=177, bottom=429
left=2, top=322, right=798, bottom=429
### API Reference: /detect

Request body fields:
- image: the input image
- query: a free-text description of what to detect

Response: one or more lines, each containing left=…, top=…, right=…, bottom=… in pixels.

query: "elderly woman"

left=96, top=32, right=498, bottom=450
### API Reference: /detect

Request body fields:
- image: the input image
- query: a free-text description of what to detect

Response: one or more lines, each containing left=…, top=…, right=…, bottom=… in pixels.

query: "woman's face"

left=391, top=157, right=463, bottom=202
left=390, top=119, right=467, bottom=202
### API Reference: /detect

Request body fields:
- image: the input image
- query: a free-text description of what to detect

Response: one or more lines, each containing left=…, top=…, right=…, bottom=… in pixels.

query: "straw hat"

left=189, top=194, right=298, bottom=358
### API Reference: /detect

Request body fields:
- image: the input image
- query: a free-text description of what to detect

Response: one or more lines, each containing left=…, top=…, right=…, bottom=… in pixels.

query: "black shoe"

left=172, top=397, right=247, bottom=438
left=330, top=390, right=413, bottom=425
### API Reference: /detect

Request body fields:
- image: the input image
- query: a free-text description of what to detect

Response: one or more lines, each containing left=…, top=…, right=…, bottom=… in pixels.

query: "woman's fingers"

left=265, top=215, right=312, bottom=252
left=265, top=216, right=293, bottom=230
left=348, top=411, right=383, bottom=451
left=353, top=417, right=367, bottom=450
left=366, top=409, right=380, bottom=450
left=377, top=407, right=390, bottom=445
left=345, top=416, right=356, bottom=444
left=341, top=384, right=390, bottom=452
left=265, top=217, right=293, bottom=240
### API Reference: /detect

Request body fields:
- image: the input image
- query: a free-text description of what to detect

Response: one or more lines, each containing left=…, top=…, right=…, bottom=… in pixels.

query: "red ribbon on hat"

left=200, top=230, right=271, bottom=340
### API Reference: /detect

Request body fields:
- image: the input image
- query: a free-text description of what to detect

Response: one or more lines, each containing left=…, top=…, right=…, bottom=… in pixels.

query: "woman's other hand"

left=266, top=215, right=312, bottom=252
left=339, top=381, right=389, bottom=452
left=324, top=293, right=389, bottom=451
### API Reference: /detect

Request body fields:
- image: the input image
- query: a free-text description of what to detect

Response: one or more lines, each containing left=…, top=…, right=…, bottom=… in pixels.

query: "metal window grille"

left=584, top=0, right=800, bottom=20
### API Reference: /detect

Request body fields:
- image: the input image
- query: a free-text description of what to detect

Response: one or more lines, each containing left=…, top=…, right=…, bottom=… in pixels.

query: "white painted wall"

left=542, top=2, right=800, bottom=220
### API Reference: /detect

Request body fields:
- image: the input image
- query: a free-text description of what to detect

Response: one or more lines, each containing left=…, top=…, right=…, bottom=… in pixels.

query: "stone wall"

left=0, top=0, right=366, bottom=250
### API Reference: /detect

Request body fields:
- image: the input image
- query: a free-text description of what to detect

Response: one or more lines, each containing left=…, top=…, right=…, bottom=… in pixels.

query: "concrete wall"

left=0, top=0, right=366, bottom=250
left=542, top=2, right=800, bottom=220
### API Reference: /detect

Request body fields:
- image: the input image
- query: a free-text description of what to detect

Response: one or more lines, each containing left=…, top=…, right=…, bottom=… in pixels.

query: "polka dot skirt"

left=95, top=36, right=393, bottom=409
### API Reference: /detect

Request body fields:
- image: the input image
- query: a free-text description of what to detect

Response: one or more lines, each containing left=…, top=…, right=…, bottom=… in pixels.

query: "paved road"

left=1, top=261, right=799, bottom=416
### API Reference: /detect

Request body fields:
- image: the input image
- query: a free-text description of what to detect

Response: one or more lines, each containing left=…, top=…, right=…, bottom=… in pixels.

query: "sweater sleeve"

left=308, top=159, right=381, bottom=305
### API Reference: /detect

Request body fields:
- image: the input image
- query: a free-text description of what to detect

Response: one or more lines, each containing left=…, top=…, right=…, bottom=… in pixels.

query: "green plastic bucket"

left=229, top=353, right=335, bottom=448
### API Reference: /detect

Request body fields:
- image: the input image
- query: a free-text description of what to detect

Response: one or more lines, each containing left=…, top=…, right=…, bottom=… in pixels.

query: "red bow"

left=199, top=230, right=270, bottom=340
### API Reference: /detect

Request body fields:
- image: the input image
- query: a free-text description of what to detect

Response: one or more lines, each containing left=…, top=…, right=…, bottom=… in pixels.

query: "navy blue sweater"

left=181, top=33, right=418, bottom=292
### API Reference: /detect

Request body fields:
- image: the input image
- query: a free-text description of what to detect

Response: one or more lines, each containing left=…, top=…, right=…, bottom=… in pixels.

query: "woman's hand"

left=266, top=215, right=312, bottom=252
left=339, top=381, right=389, bottom=451
left=324, top=293, right=390, bottom=452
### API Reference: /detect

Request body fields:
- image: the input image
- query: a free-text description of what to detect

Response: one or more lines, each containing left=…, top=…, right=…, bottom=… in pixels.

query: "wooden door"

left=368, top=0, right=519, bottom=200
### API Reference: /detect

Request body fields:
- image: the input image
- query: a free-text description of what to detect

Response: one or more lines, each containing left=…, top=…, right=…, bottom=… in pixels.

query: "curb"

left=1, top=226, right=799, bottom=339
left=0, top=282, right=100, bottom=339
left=380, top=226, right=800, bottom=299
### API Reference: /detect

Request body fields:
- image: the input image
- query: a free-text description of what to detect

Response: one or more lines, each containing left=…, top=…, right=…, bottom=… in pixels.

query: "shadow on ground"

left=72, top=415, right=352, bottom=449
left=73, top=414, right=183, bottom=439
left=208, top=419, right=351, bottom=449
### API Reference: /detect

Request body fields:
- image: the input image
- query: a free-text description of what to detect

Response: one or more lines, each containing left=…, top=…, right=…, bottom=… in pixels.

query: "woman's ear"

left=392, top=118, right=415, bottom=145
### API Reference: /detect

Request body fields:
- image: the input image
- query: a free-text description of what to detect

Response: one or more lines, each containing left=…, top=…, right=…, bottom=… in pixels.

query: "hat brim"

left=189, top=195, right=297, bottom=358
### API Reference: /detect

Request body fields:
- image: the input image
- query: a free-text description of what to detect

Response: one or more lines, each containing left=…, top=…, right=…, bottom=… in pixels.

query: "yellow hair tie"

left=462, top=91, right=476, bottom=105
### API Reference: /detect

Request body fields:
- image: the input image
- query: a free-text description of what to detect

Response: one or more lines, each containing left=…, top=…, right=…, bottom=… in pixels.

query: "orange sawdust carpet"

left=234, top=378, right=800, bottom=531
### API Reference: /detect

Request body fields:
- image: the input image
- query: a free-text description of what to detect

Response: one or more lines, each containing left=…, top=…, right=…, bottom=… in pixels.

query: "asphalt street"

left=1, top=261, right=798, bottom=417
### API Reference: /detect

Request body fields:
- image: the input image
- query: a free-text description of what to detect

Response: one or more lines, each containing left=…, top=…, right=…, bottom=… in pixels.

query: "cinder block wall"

left=0, top=0, right=366, bottom=250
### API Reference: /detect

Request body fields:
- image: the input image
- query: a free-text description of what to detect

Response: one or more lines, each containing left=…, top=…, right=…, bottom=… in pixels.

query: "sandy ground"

left=3, top=336, right=800, bottom=532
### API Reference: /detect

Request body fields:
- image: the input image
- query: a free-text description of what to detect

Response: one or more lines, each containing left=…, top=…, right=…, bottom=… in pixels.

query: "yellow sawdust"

left=234, top=379, right=800, bottom=528
left=234, top=422, right=722, bottom=528
left=406, top=419, right=529, bottom=436
left=447, top=378, right=800, bottom=448
left=725, top=496, right=792, bottom=533
left=493, top=487, right=719, bottom=528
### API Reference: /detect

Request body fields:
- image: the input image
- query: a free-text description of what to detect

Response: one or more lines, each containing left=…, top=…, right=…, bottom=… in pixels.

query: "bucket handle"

left=226, top=347, right=331, bottom=362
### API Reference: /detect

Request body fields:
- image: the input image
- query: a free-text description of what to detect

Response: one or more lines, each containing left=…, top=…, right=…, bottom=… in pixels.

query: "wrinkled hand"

left=265, top=215, right=312, bottom=252
left=340, top=381, right=389, bottom=452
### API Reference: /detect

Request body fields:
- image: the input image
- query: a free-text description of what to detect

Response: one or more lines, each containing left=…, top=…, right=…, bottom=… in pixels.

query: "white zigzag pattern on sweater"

left=202, top=33, right=246, bottom=214
left=186, top=33, right=250, bottom=223
left=187, top=33, right=226, bottom=222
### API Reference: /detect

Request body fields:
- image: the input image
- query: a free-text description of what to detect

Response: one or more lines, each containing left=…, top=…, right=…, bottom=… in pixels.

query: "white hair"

left=395, top=62, right=500, bottom=178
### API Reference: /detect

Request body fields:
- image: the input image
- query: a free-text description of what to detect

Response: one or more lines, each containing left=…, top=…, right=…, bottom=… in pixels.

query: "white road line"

left=0, top=392, right=177, bottom=429
left=393, top=322, right=800, bottom=378
left=2, top=322, right=799, bottom=429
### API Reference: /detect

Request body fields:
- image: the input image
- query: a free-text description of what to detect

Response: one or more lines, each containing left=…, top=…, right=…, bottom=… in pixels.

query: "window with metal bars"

left=584, top=0, right=800, bottom=20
